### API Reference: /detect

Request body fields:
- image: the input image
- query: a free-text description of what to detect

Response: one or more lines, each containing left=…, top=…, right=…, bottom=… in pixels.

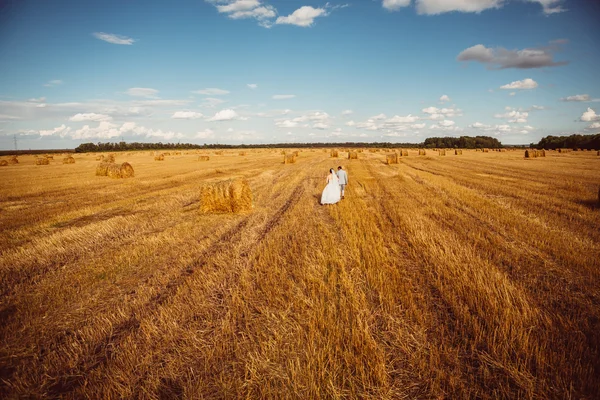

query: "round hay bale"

left=239, top=151, right=247, bottom=156
left=36, top=157, right=50, bottom=165
left=96, top=162, right=111, bottom=176
left=539, top=149, right=546, bottom=157
left=198, top=155, right=210, bottom=161
left=438, top=149, right=446, bottom=156
left=0, top=160, right=8, bottom=166
left=483, top=148, right=489, bottom=153
left=292, top=151, right=299, bottom=156
left=96, top=155, right=104, bottom=161
left=8, top=156, right=18, bottom=164
left=154, top=154, right=165, bottom=161
left=45, top=155, right=54, bottom=160
left=418, top=149, right=426, bottom=155
left=283, top=154, right=296, bottom=164
left=386, top=153, right=398, bottom=164
left=348, top=152, right=358, bottom=159
left=524, top=149, right=537, bottom=158
left=63, top=156, right=75, bottom=164
left=330, top=150, right=339, bottom=158
left=120, top=162, right=134, bottom=178
left=455, top=149, right=462, bottom=155
left=200, top=179, right=252, bottom=213
left=106, top=154, right=116, bottom=163
left=400, top=149, right=408, bottom=156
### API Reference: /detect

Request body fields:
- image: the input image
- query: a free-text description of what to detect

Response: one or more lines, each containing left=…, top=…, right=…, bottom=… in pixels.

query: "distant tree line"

left=423, top=136, right=503, bottom=149
left=533, top=134, right=600, bottom=150
left=74, top=136, right=505, bottom=153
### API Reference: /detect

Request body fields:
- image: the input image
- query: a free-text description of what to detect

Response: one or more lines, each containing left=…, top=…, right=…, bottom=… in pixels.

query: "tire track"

left=42, top=183, right=306, bottom=398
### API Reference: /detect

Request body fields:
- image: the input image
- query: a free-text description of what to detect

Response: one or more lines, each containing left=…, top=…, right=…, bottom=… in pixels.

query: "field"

left=1, top=149, right=599, bottom=399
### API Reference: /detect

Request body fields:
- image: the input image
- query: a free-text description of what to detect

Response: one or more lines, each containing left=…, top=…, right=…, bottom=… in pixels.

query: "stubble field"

left=0, top=149, right=599, bottom=399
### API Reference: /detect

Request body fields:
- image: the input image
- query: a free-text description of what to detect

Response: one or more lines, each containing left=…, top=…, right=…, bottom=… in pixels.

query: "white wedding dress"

left=321, top=173, right=341, bottom=205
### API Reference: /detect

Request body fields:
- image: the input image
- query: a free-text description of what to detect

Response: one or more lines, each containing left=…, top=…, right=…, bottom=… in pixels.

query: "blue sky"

left=0, top=0, right=599, bottom=148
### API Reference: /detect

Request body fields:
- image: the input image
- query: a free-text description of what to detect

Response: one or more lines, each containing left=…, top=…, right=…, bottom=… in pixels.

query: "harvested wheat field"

left=0, top=149, right=599, bottom=399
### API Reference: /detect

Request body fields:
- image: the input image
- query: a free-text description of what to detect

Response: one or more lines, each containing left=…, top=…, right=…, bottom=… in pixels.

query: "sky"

left=0, top=0, right=599, bottom=149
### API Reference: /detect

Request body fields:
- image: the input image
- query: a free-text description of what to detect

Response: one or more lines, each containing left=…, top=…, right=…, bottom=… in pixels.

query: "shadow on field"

left=576, top=199, right=600, bottom=210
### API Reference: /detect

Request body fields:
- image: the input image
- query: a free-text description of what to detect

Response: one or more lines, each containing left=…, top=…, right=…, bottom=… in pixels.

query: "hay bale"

left=386, top=153, right=398, bottom=164
left=525, top=149, right=537, bottom=158
left=200, top=179, right=252, bottom=213
left=198, top=155, right=210, bottom=161
left=483, top=148, right=489, bottom=153
left=539, top=149, right=546, bottom=157
left=63, top=156, right=75, bottom=164
left=292, top=151, right=299, bottom=156
left=597, top=151, right=599, bottom=156
left=36, top=157, right=50, bottom=165
left=163, top=152, right=171, bottom=156
left=283, top=154, right=296, bottom=164
left=0, top=160, right=8, bottom=166
left=8, top=156, right=18, bottom=164
left=106, top=154, right=115, bottom=163
left=154, top=154, right=165, bottom=161
left=348, top=151, right=358, bottom=159
left=96, top=162, right=110, bottom=176
left=96, top=155, right=104, bottom=161
left=119, top=162, right=134, bottom=178
left=239, top=151, right=247, bottom=156
left=214, top=151, right=223, bottom=155
left=455, top=149, right=462, bottom=155
left=330, top=150, right=339, bottom=158
left=438, top=149, right=446, bottom=156
left=100, top=162, right=134, bottom=178
left=45, top=155, right=54, bottom=160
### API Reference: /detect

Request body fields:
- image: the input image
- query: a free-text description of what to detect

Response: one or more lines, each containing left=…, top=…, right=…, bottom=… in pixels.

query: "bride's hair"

left=329, top=168, right=334, bottom=174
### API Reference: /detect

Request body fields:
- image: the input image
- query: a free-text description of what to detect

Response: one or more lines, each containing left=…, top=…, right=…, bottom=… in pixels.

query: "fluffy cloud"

left=27, top=97, right=46, bottom=103
left=126, top=88, right=159, bottom=98
left=561, top=94, right=590, bottom=102
left=421, top=106, right=462, bottom=118
left=494, top=109, right=529, bottom=123
left=247, top=83, right=258, bottom=89
left=193, top=88, right=230, bottom=95
left=587, top=122, right=600, bottom=130
left=439, top=120, right=455, bottom=127
left=208, top=109, right=240, bottom=121
left=342, top=109, right=353, bottom=115
left=40, top=124, right=71, bottom=137
left=440, top=95, right=451, bottom=102
left=345, top=120, right=356, bottom=126
left=580, top=108, right=600, bottom=122
left=92, top=32, right=135, bottom=45
left=171, top=111, right=204, bottom=119
left=272, top=94, right=296, bottom=100
left=72, top=121, right=120, bottom=139
left=276, top=6, right=327, bottom=27
left=469, top=122, right=490, bottom=129
left=382, top=0, right=411, bottom=11
left=416, top=0, right=503, bottom=15
left=312, top=122, right=328, bottom=130
left=210, top=0, right=277, bottom=27
left=500, top=78, right=538, bottom=90
left=386, top=114, right=419, bottom=123
left=275, top=120, right=299, bottom=128
left=69, top=113, right=113, bottom=122
left=371, top=113, right=387, bottom=120
left=43, top=79, right=63, bottom=87
left=200, top=97, right=226, bottom=108
left=529, top=0, right=567, bottom=14
left=457, top=43, right=568, bottom=69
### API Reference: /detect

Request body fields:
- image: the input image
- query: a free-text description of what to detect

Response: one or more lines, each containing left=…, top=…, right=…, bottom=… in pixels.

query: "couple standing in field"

left=320, top=166, right=348, bottom=205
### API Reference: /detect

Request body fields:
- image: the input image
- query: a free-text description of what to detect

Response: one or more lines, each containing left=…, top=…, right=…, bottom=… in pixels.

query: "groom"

left=337, top=166, right=348, bottom=199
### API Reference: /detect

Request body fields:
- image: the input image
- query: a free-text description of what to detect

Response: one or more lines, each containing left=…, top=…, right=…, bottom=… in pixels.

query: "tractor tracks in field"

left=41, top=182, right=306, bottom=398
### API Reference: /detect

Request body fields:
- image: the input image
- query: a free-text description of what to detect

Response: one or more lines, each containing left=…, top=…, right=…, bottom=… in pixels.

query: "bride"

left=320, top=168, right=341, bottom=205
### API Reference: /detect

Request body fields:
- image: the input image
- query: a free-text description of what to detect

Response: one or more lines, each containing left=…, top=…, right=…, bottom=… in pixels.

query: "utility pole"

left=13, top=134, right=18, bottom=151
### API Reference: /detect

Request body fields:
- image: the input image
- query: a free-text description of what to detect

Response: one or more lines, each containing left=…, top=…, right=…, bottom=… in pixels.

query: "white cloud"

left=40, top=124, right=71, bottom=137
left=345, top=120, right=356, bottom=126
left=371, top=113, right=387, bottom=120
left=469, top=122, right=490, bottom=129
left=412, top=123, right=426, bottom=129
left=126, top=87, right=159, bottom=98
left=587, top=122, right=600, bottom=130
left=524, top=125, right=535, bottom=130
left=72, top=121, right=120, bottom=139
left=196, top=128, right=215, bottom=139
left=210, top=0, right=277, bottom=27
left=312, top=122, right=328, bottom=130
left=276, top=120, right=299, bottom=128
left=192, top=88, right=230, bottom=95
left=43, top=79, right=63, bottom=87
left=416, top=0, right=503, bottom=15
left=580, top=108, right=600, bottom=122
left=561, top=94, right=590, bottom=102
left=500, top=78, right=538, bottom=90
left=457, top=43, right=568, bottom=69
left=272, top=94, right=296, bottom=100
left=247, top=83, right=258, bottom=89
left=136, top=99, right=191, bottom=106
left=208, top=109, right=240, bottom=121
left=27, top=97, right=46, bottom=103
left=531, top=105, right=545, bottom=110
left=494, top=109, right=529, bottom=123
left=529, top=0, right=567, bottom=15
left=341, top=109, right=353, bottom=115
left=382, top=0, right=411, bottom=11
left=276, top=6, right=327, bottom=27
left=92, top=32, right=135, bottom=45
left=386, top=114, right=419, bottom=123
left=439, top=94, right=451, bottom=102
left=421, top=106, right=462, bottom=118
left=172, top=111, right=204, bottom=119
left=69, top=113, right=113, bottom=122
left=509, top=92, right=516, bottom=96
left=439, top=120, right=455, bottom=127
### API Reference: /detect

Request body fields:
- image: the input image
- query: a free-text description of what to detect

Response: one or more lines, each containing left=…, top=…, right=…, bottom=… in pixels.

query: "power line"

left=14, top=134, right=18, bottom=151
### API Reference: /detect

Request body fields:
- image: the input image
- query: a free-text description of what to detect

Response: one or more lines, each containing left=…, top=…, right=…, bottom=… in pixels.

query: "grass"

left=0, top=149, right=599, bottom=399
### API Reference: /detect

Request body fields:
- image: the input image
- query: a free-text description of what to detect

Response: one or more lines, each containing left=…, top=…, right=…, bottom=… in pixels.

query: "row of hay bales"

left=96, top=162, right=135, bottom=178
left=96, top=154, right=115, bottom=162
left=0, top=156, right=18, bottom=166
left=525, top=149, right=546, bottom=158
